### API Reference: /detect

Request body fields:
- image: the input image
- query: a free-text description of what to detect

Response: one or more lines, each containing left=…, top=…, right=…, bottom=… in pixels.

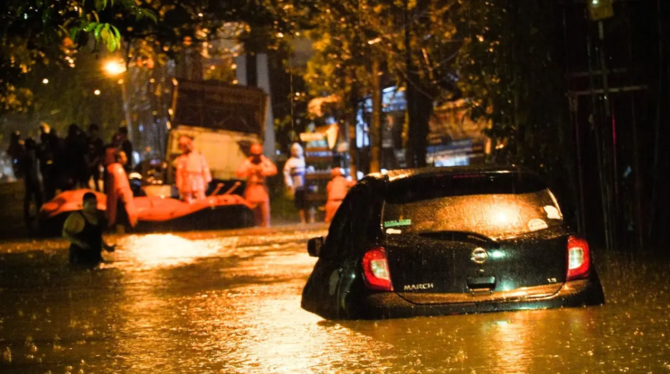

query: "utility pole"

left=370, top=57, right=382, bottom=173
left=347, top=70, right=359, bottom=180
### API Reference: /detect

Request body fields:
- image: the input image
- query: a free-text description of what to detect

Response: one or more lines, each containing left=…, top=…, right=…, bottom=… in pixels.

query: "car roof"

left=363, top=165, right=529, bottom=185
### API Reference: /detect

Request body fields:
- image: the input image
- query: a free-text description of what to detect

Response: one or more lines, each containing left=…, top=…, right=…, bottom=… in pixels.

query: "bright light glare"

left=489, top=206, right=520, bottom=226
left=121, top=234, right=226, bottom=268
left=494, top=212, right=508, bottom=224
left=569, top=248, right=584, bottom=269
left=104, top=60, right=126, bottom=76
left=94, top=89, right=101, bottom=95
left=490, top=250, right=505, bottom=259
left=42, top=78, right=49, bottom=84
left=371, top=260, right=390, bottom=280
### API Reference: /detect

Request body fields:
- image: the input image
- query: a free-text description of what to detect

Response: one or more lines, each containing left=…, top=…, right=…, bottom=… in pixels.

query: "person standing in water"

left=62, top=192, right=116, bottom=266
left=22, top=138, right=43, bottom=226
left=106, top=150, right=137, bottom=233
left=236, top=143, right=277, bottom=227
left=283, top=142, right=312, bottom=224
left=174, top=136, right=212, bottom=203
left=325, top=167, right=355, bottom=223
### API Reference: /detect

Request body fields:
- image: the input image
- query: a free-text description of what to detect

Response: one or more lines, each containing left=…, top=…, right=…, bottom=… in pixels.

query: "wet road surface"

left=0, top=226, right=669, bottom=373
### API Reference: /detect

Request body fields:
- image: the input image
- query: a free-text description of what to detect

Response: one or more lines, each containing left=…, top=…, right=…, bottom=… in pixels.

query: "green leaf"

left=83, top=22, right=97, bottom=33
left=94, top=23, right=104, bottom=39
left=59, top=25, right=70, bottom=37
left=69, top=27, right=79, bottom=42
left=95, top=0, right=107, bottom=11
left=107, top=36, right=118, bottom=52
left=136, top=9, right=157, bottom=23
left=111, top=25, right=121, bottom=41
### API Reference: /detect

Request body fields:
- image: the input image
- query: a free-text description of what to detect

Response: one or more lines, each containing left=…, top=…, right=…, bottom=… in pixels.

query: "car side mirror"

left=307, top=236, right=324, bottom=257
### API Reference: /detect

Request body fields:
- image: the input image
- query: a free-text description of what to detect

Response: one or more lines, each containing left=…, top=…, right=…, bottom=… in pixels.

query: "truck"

left=165, top=79, right=268, bottom=183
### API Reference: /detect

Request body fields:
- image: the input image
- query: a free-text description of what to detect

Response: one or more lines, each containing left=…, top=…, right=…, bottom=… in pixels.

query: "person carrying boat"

left=106, top=150, right=137, bottom=233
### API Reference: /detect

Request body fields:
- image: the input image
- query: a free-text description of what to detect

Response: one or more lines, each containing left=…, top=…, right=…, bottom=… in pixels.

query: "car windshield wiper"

left=418, top=230, right=499, bottom=245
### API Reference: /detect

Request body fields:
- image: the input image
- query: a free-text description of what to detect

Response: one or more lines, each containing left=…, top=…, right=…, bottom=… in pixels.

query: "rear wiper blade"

left=418, top=230, right=498, bottom=245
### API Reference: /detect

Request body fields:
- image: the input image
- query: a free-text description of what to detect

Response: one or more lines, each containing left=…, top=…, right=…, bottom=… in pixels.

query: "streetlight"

left=104, top=60, right=126, bottom=76
left=42, top=78, right=49, bottom=84
left=103, top=59, right=133, bottom=143
left=94, top=89, right=101, bottom=95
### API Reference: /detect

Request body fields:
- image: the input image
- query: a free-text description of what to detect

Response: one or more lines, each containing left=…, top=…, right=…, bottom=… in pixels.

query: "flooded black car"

left=301, top=166, right=605, bottom=319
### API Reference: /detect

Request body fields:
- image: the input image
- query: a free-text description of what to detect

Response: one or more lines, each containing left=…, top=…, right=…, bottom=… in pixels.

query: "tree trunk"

left=413, top=90, right=432, bottom=168
left=404, top=0, right=432, bottom=168
left=403, top=0, right=415, bottom=168
left=370, top=58, right=382, bottom=174
left=244, top=27, right=262, bottom=88
left=246, top=52, right=257, bottom=87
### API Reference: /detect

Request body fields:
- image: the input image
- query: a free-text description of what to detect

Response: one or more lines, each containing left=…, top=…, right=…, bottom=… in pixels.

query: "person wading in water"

left=62, top=192, right=116, bottom=266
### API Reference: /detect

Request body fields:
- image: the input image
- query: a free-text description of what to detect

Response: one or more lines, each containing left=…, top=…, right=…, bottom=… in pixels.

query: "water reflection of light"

left=123, top=234, right=222, bottom=268
left=488, top=313, right=536, bottom=374
left=178, top=250, right=390, bottom=373
left=488, top=205, right=521, bottom=227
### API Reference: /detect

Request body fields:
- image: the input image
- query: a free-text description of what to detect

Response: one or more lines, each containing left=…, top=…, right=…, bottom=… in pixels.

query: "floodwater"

left=0, top=225, right=669, bottom=374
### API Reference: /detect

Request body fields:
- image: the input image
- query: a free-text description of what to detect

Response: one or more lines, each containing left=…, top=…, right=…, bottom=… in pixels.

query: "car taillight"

left=362, top=247, right=394, bottom=291
left=567, top=236, right=591, bottom=281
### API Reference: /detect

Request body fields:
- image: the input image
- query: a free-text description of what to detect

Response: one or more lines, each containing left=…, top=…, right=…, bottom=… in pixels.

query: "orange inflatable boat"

left=38, top=188, right=255, bottom=235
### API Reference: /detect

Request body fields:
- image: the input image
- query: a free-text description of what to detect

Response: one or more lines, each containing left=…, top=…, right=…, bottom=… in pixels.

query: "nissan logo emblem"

left=471, top=248, right=488, bottom=264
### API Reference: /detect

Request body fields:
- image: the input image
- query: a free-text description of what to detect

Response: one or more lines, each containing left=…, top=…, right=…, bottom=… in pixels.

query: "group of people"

left=235, top=141, right=354, bottom=227
left=6, top=123, right=134, bottom=226
left=61, top=139, right=353, bottom=267
left=281, top=142, right=354, bottom=225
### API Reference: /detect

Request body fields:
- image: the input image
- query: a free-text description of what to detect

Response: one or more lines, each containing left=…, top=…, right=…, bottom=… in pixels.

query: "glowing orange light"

left=103, top=60, right=126, bottom=76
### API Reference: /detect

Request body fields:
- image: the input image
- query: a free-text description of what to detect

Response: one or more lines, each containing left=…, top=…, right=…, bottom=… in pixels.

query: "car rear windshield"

left=382, top=172, right=562, bottom=239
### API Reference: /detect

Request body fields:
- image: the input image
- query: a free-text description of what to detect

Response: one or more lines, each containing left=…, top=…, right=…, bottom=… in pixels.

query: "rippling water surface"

left=0, top=226, right=669, bottom=373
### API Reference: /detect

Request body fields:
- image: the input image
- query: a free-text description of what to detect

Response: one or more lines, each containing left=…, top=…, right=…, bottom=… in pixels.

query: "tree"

left=450, top=1, right=577, bottom=216
left=0, top=0, right=155, bottom=112
left=304, top=0, right=462, bottom=170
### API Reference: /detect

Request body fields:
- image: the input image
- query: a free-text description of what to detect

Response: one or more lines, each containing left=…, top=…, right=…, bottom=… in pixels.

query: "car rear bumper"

left=354, top=276, right=605, bottom=320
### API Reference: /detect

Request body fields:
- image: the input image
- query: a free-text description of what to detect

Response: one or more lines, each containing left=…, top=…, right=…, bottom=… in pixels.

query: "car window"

left=322, top=185, right=369, bottom=259
left=345, top=185, right=375, bottom=255
left=385, top=172, right=548, bottom=204
left=382, top=173, right=562, bottom=239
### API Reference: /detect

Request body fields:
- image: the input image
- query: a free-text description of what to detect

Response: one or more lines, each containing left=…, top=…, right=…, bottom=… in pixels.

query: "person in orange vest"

left=106, top=150, right=137, bottom=233
left=236, top=143, right=277, bottom=227
left=175, top=136, right=212, bottom=203
left=102, top=134, right=123, bottom=192
left=325, top=167, right=355, bottom=223
left=104, top=134, right=122, bottom=168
